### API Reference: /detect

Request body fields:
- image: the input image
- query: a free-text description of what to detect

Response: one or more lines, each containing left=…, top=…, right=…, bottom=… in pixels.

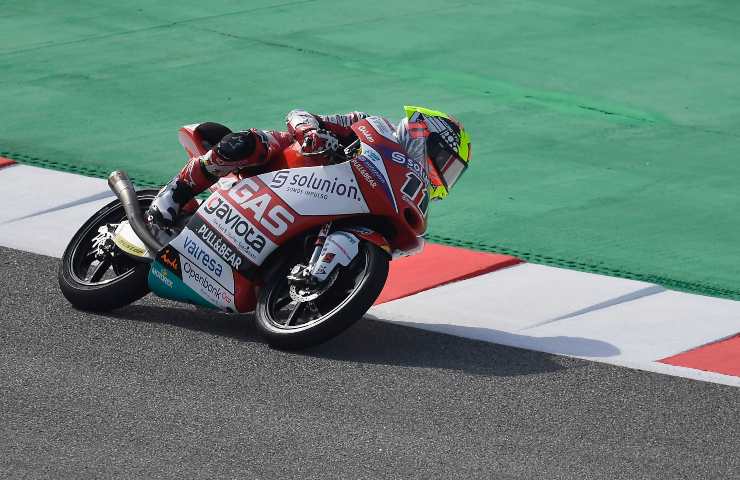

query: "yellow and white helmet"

left=395, top=105, right=472, bottom=200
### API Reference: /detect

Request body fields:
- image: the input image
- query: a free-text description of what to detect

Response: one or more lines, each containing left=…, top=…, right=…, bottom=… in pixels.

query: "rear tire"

left=255, top=242, right=389, bottom=350
left=58, top=190, right=159, bottom=312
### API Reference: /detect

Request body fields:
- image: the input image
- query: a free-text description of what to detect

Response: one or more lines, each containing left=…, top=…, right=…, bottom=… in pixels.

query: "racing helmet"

left=395, top=105, right=472, bottom=200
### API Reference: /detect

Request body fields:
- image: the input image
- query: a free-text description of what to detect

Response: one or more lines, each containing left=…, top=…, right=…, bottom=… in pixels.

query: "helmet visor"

left=427, top=132, right=468, bottom=189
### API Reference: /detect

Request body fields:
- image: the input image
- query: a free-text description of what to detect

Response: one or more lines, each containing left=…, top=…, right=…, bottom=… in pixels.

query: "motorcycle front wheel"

left=58, top=189, right=159, bottom=312
left=255, top=241, right=389, bottom=350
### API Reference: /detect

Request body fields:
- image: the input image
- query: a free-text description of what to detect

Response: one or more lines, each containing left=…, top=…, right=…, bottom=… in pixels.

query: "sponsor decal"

left=358, top=143, right=397, bottom=211
left=151, top=263, right=174, bottom=288
left=351, top=158, right=378, bottom=189
left=183, top=237, right=222, bottom=276
left=113, top=222, right=148, bottom=257
left=310, top=232, right=360, bottom=282
left=188, top=216, right=248, bottom=272
left=270, top=170, right=289, bottom=187
left=361, top=144, right=383, bottom=164
left=258, top=164, right=369, bottom=216
left=269, top=170, right=362, bottom=202
left=199, top=193, right=278, bottom=265
left=343, top=226, right=391, bottom=251
left=365, top=116, right=398, bottom=143
left=181, top=258, right=235, bottom=310
left=159, top=247, right=182, bottom=276
left=170, top=227, right=235, bottom=292
left=357, top=124, right=375, bottom=143
left=390, top=150, right=430, bottom=186
left=148, top=261, right=225, bottom=311
left=228, top=178, right=296, bottom=236
left=161, top=251, right=178, bottom=271
left=115, top=235, right=147, bottom=257
left=326, top=232, right=358, bottom=259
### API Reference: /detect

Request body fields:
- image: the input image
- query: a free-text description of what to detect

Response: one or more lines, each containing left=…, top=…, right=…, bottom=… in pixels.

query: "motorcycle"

left=58, top=116, right=430, bottom=349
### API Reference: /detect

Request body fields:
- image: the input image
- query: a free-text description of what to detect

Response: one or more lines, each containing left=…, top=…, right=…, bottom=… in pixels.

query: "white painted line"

left=0, top=165, right=112, bottom=222
left=370, top=263, right=658, bottom=334
left=604, top=359, right=740, bottom=388
left=369, top=263, right=740, bottom=385
left=522, top=290, right=740, bottom=362
left=0, top=165, right=115, bottom=257
left=2, top=164, right=738, bottom=386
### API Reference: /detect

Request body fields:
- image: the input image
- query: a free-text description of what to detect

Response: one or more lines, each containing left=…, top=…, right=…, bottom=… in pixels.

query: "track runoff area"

left=1, top=160, right=739, bottom=479
left=0, top=159, right=738, bottom=386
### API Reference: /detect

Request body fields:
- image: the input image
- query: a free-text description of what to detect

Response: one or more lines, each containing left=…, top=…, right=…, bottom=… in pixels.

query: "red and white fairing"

left=170, top=117, right=429, bottom=313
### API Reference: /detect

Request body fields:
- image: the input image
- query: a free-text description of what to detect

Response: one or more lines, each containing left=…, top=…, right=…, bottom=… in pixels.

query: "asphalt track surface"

left=1, top=247, right=737, bottom=479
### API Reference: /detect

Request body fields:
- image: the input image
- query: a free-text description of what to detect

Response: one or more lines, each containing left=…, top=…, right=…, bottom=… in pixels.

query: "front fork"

left=308, top=222, right=333, bottom=270
left=288, top=222, right=364, bottom=286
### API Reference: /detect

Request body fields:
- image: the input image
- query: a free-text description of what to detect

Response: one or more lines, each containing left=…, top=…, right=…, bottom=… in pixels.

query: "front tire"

left=58, top=190, right=159, bottom=312
left=255, top=242, right=389, bottom=349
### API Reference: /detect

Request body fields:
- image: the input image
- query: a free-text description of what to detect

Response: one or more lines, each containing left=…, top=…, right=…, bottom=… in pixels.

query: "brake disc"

left=288, top=268, right=340, bottom=303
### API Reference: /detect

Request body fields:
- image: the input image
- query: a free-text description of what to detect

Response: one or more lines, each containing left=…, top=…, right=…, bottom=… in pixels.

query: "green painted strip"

left=3, top=145, right=738, bottom=300
left=425, top=234, right=740, bottom=301
left=3, top=1, right=740, bottom=302
left=0, top=149, right=163, bottom=189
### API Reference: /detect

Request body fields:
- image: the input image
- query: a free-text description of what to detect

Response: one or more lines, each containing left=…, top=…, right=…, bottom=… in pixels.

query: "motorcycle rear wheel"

left=58, top=190, right=159, bottom=312
left=255, top=241, right=389, bottom=350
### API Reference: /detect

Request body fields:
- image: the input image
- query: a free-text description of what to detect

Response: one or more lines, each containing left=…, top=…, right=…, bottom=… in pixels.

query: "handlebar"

left=302, top=148, right=334, bottom=158
left=301, top=140, right=360, bottom=164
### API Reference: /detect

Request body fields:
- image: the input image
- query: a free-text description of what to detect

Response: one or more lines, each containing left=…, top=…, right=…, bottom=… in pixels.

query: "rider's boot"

left=146, top=155, right=215, bottom=240
left=146, top=129, right=271, bottom=238
left=146, top=179, right=199, bottom=242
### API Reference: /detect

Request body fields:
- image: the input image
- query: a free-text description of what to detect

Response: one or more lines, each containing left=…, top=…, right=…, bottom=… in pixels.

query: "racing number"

left=401, top=173, right=429, bottom=216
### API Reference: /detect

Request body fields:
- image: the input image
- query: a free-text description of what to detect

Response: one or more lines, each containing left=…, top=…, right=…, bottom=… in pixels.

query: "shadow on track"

left=110, top=301, right=263, bottom=343
left=378, top=321, right=622, bottom=358
left=302, top=318, right=579, bottom=377
left=110, top=300, right=577, bottom=378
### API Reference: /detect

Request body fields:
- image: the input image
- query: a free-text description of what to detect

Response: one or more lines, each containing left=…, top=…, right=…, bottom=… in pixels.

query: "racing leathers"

left=147, top=110, right=369, bottom=227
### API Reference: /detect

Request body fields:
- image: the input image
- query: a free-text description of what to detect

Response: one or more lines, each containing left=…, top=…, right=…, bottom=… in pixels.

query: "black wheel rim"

left=67, top=196, right=154, bottom=287
left=265, top=247, right=372, bottom=331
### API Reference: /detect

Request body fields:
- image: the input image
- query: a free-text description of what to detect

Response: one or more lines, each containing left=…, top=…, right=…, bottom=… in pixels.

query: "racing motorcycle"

left=58, top=117, right=430, bottom=349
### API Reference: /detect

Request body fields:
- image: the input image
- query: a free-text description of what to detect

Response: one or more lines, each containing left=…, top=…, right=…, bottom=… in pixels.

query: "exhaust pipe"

left=107, top=170, right=164, bottom=254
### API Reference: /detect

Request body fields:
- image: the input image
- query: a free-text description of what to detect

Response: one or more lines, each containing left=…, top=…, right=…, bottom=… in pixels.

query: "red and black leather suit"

left=150, top=110, right=368, bottom=224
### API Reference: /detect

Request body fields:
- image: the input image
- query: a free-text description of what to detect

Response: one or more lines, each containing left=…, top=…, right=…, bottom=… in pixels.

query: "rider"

left=146, top=106, right=472, bottom=229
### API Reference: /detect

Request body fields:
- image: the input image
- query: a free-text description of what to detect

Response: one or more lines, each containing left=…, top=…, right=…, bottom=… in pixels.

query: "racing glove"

left=301, top=128, right=340, bottom=157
